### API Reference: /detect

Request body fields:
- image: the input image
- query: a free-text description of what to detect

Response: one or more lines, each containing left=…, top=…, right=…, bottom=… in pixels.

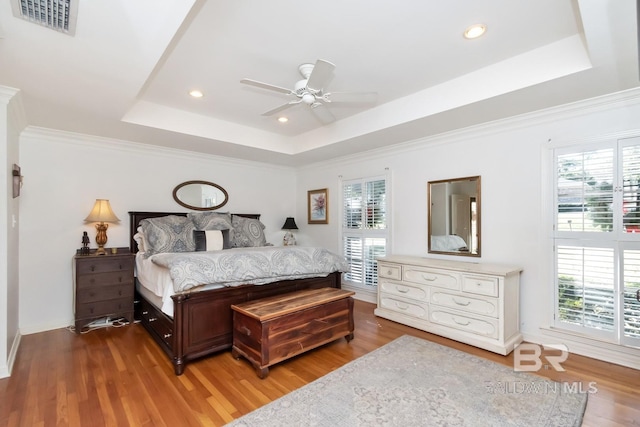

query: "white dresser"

left=375, top=255, right=522, bottom=355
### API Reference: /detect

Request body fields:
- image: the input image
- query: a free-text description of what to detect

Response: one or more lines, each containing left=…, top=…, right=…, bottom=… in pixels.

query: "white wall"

left=296, top=88, right=640, bottom=368
left=18, top=129, right=296, bottom=333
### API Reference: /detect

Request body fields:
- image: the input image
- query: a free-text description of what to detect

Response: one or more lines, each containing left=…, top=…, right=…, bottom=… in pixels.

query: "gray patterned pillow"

left=140, top=215, right=196, bottom=255
left=230, top=216, right=267, bottom=247
left=188, top=211, right=233, bottom=230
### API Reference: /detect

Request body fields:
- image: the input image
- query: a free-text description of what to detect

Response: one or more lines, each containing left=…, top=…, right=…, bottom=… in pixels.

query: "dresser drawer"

left=76, top=257, right=134, bottom=275
left=76, top=298, right=132, bottom=319
left=431, top=291, right=498, bottom=318
left=378, top=263, right=401, bottom=280
left=139, top=298, right=173, bottom=348
left=76, top=271, right=134, bottom=288
left=77, top=284, right=134, bottom=304
left=403, top=267, right=460, bottom=290
left=379, top=294, right=428, bottom=320
left=461, top=275, right=499, bottom=297
left=430, top=308, right=498, bottom=339
left=379, top=280, right=428, bottom=301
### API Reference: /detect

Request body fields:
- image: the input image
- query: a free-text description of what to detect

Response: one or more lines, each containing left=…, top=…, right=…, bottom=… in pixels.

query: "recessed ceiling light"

left=278, top=117, right=288, bottom=123
left=463, top=24, right=486, bottom=39
left=189, top=90, right=204, bottom=98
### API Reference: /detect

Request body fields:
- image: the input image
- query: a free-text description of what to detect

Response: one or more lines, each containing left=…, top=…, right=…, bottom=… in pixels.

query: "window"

left=553, top=136, right=640, bottom=347
left=342, top=176, right=388, bottom=288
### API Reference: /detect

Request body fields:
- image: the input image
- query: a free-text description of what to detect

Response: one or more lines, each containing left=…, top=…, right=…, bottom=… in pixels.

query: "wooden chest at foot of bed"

left=231, top=288, right=355, bottom=378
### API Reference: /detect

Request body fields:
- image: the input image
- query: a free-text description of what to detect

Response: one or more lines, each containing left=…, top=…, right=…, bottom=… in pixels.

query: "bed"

left=129, top=211, right=347, bottom=375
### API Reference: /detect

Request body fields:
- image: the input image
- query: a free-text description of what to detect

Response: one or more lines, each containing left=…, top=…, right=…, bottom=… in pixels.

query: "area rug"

left=226, top=335, right=588, bottom=427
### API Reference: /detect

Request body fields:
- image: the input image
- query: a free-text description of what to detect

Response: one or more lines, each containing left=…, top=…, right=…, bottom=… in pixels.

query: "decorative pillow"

left=188, top=211, right=233, bottom=230
left=193, top=229, right=230, bottom=251
left=140, top=215, right=196, bottom=255
left=230, top=216, right=267, bottom=247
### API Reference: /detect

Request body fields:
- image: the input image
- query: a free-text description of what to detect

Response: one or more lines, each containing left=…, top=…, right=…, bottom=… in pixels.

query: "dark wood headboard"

left=128, top=211, right=260, bottom=253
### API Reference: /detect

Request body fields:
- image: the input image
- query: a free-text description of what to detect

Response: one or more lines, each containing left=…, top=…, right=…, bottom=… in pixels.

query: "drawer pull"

left=421, top=274, right=437, bottom=281
left=396, top=285, right=410, bottom=293
left=386, top=269, right=394, bottom=275
left=452, top=298, right=470, bottom=306
left=148, top=317, right=157, bottom=322
left=395, top=302, right=409, bottom=310
left=453, top=317, right=470, bottom=326
left=91, top=265, right=96, bottom=272
left=241, top=326, right=251, bottom=336
left=163, top=333, right=172, bottom=339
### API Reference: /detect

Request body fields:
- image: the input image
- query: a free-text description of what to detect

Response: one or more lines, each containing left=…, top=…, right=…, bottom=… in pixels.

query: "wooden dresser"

left=375, top=256, right=522, bottom=355
left=231, top=288, right=355, bottom=378
left=73, top=248, right=135, bottom=332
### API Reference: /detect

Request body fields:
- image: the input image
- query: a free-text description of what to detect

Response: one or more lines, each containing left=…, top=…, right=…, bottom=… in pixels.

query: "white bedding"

left=431, top=235, right=469, bottom=252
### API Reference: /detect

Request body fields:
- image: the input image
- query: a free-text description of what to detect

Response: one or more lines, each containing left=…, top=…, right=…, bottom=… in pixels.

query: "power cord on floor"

left=66, top=317, right=130, bottom=334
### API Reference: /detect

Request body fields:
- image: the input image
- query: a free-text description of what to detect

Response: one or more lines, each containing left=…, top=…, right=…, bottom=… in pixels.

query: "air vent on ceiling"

left=11, top=0, right=78, bottom=36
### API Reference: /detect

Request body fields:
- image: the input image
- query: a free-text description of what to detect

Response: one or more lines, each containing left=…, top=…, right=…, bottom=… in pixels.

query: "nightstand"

left=73, top=248, right=135, bottom=332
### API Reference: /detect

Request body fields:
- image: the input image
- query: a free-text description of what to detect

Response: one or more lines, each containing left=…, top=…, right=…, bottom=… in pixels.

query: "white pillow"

left=133, top=227, right=146, bottom=253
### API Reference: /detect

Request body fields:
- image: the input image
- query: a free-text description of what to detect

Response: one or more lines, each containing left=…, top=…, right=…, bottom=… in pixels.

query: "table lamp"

left=85, top=199, right=120, bottom=255
left=281, top=217, right=298, bottom=246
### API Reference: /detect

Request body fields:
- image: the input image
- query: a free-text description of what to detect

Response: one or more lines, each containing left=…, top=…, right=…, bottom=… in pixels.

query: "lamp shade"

left=84, top=199, right=120, bottom=223
left=281, top=217, right=298, bottom=230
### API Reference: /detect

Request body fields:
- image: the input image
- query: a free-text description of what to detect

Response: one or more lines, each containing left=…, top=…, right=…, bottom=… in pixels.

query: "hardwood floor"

left=1, top=300, right=638, bottom=426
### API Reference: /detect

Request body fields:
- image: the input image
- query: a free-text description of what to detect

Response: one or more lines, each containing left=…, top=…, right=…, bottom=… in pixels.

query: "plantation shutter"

left=342, top=177, right=387, bottom=288
left=553, top=137, right=640, bottom=346
left=556, top=245, right=615, bottom=332
left=556, top=148, right=614, bottom=232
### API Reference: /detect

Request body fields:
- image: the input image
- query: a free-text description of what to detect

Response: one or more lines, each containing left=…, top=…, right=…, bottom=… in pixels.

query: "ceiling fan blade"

left=306, top=59, right=335, bottom=91
left=261, top=100, right=301, bottom=116
left=240, top=78, right=293, bottom=95
left=310, top=103, right=335, bottom=124
left=323, top=91, right=378, bottom=104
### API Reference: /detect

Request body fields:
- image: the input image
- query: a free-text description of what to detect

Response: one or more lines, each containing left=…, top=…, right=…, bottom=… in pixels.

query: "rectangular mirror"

left=428, top=176, right=481, bottom=256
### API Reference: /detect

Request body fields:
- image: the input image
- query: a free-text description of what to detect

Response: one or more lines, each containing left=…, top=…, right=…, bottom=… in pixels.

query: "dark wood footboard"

left=135, top=272, right=342, bottom=375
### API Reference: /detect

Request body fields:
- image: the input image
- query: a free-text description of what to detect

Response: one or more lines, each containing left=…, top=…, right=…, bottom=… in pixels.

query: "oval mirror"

left=172, top=180, right=229, bottom=211
left=428, top=176, right=481, bottom=257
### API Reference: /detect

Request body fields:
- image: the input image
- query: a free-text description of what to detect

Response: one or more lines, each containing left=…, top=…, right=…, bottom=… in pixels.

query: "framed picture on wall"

left=308, top=188, right=328, bottom=224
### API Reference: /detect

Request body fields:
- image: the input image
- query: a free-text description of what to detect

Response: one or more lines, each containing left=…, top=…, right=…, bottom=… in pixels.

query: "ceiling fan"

left=240, top=59, right=377, bottom=124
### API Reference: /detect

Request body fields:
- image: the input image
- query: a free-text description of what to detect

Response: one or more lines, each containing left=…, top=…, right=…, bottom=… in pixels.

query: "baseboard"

left=523, top=328, right=640, bottom=371
left=19, top=320, right=71, bottom=336
left=0, top=331, right=21, bottom=379
left=7, top=331, right=21, bottom=375
left=342, top=283, right=377, bottom=304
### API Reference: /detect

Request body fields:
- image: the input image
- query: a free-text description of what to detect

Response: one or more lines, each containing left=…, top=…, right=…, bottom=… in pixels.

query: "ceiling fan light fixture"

left=302, top=93, right=315, bottom=105
left=463, top=24, right=486, bottom=39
